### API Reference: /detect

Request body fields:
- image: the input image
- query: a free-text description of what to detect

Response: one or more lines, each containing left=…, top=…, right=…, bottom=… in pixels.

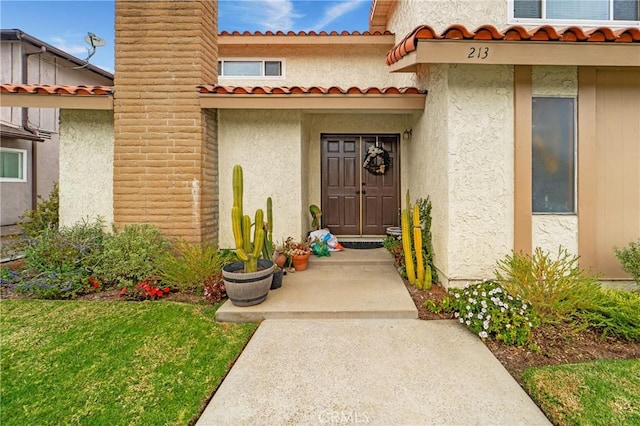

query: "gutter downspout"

left=17, top=30, right=46, bottom=210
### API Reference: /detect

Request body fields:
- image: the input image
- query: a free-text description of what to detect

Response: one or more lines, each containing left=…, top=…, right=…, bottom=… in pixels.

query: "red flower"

left=163, top=287, right=170, bottom=294
left=119, top=287, right=127, bottom=296
left=92, top=282, right=100, bottom=289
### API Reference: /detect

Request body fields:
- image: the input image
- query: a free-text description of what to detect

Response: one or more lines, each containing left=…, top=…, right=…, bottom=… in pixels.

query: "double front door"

left=321, top=134, right=400, bottom=236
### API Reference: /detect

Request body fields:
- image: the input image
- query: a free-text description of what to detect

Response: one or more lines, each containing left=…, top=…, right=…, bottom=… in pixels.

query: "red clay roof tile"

left=197, top=85, right=426, bottom=95
left=0, top=84, right=113, bottom=95
left=219, top=30, right=393, bottom=36
left=387, top=24, right=640, bottom=65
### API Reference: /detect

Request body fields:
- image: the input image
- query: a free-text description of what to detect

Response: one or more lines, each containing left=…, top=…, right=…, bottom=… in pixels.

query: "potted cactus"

left=222, top=165, right=275, bottom=306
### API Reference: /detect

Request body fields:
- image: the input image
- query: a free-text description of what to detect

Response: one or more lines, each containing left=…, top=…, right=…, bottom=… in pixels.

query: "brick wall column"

left=114, top=0, right=218, bottom=243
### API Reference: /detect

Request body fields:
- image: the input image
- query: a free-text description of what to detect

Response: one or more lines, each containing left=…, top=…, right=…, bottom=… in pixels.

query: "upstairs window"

left=218, top=59, right=284, bottom=78
left=512, top=0, right=639, bottom=25
left=0, top=148, right=27, bottom=182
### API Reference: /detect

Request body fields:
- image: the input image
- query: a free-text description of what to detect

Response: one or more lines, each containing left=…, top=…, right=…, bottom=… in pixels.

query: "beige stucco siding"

left=531, top=66, right=578, bottom=256
left=218, top=109, right=304, bottom=248
left=59, top=110, right=113, bottom=227
left=387, top=0, right=508, bottom=46
left=403, top=64, right=450, bottom=280
left=218, top=45, right=396, bottom=87
left=446, top=64, right=514, bottom=281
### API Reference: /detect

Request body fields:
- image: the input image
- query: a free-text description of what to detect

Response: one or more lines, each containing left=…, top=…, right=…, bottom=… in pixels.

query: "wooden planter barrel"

left=222, top=260, right=275, bottom=306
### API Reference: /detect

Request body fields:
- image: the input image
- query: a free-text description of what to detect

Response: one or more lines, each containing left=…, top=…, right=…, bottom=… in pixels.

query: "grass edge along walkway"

left=523, top=358, right=640, bottom=426
left=0, top=299, right=257, bottom=426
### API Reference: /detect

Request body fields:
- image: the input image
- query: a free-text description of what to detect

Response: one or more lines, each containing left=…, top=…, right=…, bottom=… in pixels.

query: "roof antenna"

left=73, top=32, right=106, bottom=68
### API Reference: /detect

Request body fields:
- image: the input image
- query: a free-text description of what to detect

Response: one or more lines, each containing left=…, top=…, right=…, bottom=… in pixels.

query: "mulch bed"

left=403, top=278, right=640, bottom=386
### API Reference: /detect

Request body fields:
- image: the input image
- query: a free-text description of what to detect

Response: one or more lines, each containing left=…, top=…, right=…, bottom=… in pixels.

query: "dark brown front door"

left=321, top=134, right=400, bottom=236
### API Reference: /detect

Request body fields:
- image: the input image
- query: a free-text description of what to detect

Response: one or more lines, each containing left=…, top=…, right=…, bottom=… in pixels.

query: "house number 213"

left=467, top=47, right=489, bottom=60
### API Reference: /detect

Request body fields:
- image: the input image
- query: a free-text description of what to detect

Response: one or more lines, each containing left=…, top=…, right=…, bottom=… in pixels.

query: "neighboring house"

left=0, top=29, right=113, bottom=226
left=1, top=1, right=638, bottom=286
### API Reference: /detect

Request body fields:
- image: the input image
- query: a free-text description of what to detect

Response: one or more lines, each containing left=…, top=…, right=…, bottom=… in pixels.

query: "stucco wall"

left=531, top=66, right=578, bottom=256
left=218, top=109, right=304, bottom=248
left=403, top=64, right=450, bottom=279
left=59, top=110, right=114, bottom=227
left=446, top=64, right=514, bottom=281
left=387, top=0, right=509, bottom=46
left=218, top=45, right=396, bottom=87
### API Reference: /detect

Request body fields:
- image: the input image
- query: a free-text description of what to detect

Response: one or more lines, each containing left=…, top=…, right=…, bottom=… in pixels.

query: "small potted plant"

left=283, top=236, right=312, bottom=271
left=222, top=165, right=275, bottom=306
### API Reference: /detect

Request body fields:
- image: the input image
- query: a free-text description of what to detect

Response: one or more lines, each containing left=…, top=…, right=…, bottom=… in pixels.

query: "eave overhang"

left=0, top=93, right=113, bottom=109
left=389, top=39, right=640, bottom=72
left=198, top=86, right=426, bottom=112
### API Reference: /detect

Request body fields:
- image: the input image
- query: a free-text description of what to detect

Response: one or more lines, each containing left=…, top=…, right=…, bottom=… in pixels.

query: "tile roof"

left=0, top=84, right=113, bottom=95
left=197, top=85, right=425, bottom=95
left=219, top=30, right=393, bottom=36
left=387, top=24, right=640, bottom=65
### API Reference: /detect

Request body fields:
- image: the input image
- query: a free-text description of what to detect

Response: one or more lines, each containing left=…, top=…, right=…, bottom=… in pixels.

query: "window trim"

left=508, top=0, right=640, bottom=27
left=531, top=95, right=578, bottom=215
left=218, top=58, right=286, bottom=80
left=0, top=147, right=28, bottom=183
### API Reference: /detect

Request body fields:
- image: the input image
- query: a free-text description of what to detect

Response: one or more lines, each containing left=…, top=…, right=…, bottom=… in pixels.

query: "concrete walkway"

left=199, top=249, right=551, bottom=425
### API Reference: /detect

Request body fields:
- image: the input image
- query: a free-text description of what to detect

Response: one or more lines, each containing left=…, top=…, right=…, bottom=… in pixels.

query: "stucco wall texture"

left=218, top=109, right=304, bottom=248
left=388, top=0, right=508, bottom=46
left=218, top=45, right=395, bottom=88
left=59, top=110, right=114, bottom=227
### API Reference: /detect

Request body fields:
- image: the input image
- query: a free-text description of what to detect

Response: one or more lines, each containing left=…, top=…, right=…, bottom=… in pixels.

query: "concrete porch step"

left=215, top=248, right=417, bottom=323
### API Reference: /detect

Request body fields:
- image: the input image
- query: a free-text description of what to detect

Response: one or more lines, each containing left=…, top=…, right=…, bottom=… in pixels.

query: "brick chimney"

left=113, top=0, right=218, bottom=243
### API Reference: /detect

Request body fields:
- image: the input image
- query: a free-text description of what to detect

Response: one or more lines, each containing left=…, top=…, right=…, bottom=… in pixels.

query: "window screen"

left=532, top=98, right=576, bottom=213
left=514, top=0, right=639, bottom=20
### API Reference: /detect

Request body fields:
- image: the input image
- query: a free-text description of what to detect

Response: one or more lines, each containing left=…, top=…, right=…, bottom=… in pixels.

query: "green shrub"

left=18, top=183, right=59, bottom=238
left=614, top=240, right=640, bottom=285
left=495, top=247, right=602, bottom=325
left=92, top=224, right=169, bottom=288
left=445, top=280, right=540, bottom=346
left=576, top=289, right=640, bottom=342
left=15, top=221, right=106, bottom=299
left=159, top=240, right=235, bottom=293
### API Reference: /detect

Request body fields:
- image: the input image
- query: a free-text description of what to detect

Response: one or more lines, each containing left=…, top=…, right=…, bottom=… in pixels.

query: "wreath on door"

left=362, top=146, right=391, bottom=175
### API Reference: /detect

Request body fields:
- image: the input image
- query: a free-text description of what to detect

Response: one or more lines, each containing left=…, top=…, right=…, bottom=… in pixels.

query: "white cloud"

left=307, top=0, right=362, bottom=32
left=50, top=36, right=90, bottom=56
left=221, top=0, right=302, bottom=32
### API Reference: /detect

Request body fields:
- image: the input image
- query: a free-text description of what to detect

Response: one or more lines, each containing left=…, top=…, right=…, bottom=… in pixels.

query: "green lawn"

left=523, top=358, right=640, bottom=426
left=0, top=300, right=256, bottom=425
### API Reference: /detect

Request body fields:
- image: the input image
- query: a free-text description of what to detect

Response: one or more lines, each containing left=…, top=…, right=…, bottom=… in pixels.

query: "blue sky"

left=0, top=0, right=371, bottom=74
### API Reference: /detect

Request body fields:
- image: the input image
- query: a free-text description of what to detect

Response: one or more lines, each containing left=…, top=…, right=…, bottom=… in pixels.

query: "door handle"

left=356, top=190, right=367, bottom=195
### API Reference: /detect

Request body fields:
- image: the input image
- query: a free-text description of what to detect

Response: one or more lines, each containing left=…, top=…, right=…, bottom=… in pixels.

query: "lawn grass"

left=523, top=358, right=640, bottom=426
left=0, top=300, right=257, bottom=425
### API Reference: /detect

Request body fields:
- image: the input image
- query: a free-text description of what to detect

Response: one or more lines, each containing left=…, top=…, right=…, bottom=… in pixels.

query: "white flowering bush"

left=447, top=280, right=540, bottom=346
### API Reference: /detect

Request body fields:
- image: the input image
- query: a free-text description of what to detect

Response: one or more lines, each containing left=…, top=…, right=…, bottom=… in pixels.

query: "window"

left=532, top=97, right=576, bottom=213
left=0, top=148, right=27, bottom=182
left=218, top=59, right=284, bottom=78
left=513, top=0, right=639, bottom=24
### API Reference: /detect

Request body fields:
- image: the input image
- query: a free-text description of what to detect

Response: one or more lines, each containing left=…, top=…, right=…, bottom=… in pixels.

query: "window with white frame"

left=532, top=97, right=576, bottom=214
left=512, top=0, right=639, bottom=25
left=0, top=147, right=27, bottom=182
left=218, top=59, right=284, bottom=78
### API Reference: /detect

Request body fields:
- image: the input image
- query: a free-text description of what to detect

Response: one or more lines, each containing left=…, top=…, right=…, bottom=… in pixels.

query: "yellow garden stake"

left=401, top=208, right=416, bottom=285
left=413, top=204, right=425, bottom=290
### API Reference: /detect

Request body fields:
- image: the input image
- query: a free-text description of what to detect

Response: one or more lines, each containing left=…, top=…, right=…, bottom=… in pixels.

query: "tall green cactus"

left=231, top=165, right=265, bottom=272
left=262, top=197, right=275, bottom=260
left=402, top=193, right=416, bottom=285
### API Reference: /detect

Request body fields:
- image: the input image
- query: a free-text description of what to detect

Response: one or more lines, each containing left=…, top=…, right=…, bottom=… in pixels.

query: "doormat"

left=340, top=241, right=383, bottom=249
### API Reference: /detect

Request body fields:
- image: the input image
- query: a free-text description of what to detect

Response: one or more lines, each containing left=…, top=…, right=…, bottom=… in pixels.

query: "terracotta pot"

left=292, top=252, right=310, bottom=271
left=275, top=253, right=287, bottom=268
